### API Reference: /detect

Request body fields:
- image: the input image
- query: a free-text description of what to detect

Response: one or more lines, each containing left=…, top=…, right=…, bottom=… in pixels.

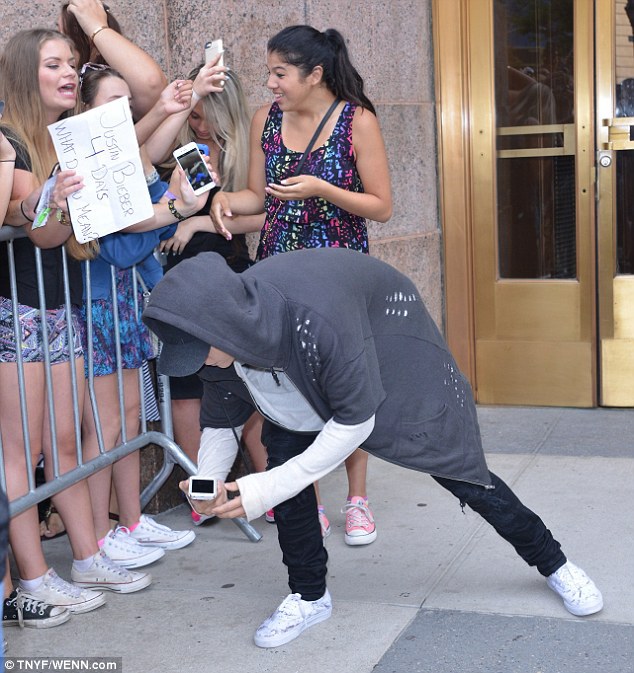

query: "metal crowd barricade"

left=0, top=224, right=261, bottom=542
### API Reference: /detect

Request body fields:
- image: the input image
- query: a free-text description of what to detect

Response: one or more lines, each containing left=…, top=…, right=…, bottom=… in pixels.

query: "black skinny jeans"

left=263, top=421, right=566, bottom=601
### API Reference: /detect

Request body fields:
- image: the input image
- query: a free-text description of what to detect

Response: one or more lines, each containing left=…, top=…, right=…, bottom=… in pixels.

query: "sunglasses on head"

left=78, top=62, right=111, bottom=88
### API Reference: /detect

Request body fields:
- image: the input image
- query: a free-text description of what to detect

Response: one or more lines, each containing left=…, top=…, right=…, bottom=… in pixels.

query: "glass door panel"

left=494, top=0, right=576, bottom=280
left=596, top=0, right=634, bottom=405
left=470, top=0, right=595, bottom=406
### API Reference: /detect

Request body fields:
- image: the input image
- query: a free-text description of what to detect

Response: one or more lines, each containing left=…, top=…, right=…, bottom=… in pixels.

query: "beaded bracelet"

left=56, top=209, right=70, bottom=226
left=168, top=198, right=186, bottom=221
left=20, top=200, right=34, bottom=223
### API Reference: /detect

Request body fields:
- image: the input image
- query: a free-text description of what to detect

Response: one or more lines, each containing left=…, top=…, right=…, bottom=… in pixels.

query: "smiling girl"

left=0, top=29, right=150, bottom=628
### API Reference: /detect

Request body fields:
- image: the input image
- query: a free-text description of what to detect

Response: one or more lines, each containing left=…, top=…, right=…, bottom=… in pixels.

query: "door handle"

left=602, top=117, right=634, bottom=149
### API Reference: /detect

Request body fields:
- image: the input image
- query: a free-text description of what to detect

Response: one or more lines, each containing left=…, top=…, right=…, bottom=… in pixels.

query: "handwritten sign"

left=48, top=98, right=153, bottom=243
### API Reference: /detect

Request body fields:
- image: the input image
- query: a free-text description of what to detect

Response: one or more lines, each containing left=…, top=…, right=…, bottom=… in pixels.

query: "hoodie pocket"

left=395, top=404, right=466, bottom=475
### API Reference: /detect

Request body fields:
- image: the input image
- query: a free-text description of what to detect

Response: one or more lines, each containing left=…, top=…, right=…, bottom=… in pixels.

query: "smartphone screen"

left=190, top=478, right=216, bottom=495
left=175, top=146, right=215, bottom=194
left=0, top=100, right=5, bottom=116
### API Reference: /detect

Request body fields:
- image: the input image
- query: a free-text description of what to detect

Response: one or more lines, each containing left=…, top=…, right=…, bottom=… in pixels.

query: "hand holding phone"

left=173, top=142, right=215, bottom=196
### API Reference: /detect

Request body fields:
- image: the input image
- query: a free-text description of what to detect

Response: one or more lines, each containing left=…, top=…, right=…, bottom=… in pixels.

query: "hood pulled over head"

left=142, top=252, right=288, bottom=376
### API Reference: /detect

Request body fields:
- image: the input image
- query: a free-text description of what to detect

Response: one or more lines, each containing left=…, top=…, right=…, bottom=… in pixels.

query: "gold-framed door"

left=435, top=0, right=597, bottom=406
left=596, top=0, right=634, bottom=405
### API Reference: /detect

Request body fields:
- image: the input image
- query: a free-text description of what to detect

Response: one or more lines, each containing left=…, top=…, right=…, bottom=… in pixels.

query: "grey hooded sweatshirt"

left=143, top=248, right=492, bottom=519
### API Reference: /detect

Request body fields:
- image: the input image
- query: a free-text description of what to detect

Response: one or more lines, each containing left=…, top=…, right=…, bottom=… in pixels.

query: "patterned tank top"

left=257, top=101, right=368, bottom=260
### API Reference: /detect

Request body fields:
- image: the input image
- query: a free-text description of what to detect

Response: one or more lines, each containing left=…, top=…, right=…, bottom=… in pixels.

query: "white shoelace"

left=139, top=515, right=171, bottom=533
left=110, top=527, right=147, bottom=553
left=45, top=570, right=83, bottom=598
left=342, top=501, right=374, bottom=528
left=95, top=551, right=134, bottom=579
left=272, top=594, right=304, bottom=625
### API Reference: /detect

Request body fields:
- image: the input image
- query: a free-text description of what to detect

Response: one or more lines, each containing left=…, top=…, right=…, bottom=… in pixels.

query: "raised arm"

left=135, top=79, right=193, bottom=147
left=144, top=59, right=227, bottom=165
left=66, top=0, right=167, bottom=117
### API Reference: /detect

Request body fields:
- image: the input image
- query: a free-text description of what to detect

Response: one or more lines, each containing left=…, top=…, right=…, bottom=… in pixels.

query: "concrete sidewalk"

left=6, top=406, right=634, bottom=672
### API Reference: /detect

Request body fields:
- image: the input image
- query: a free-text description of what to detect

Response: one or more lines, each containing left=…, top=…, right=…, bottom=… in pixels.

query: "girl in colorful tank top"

left=258, top=100, right=368, bottom=258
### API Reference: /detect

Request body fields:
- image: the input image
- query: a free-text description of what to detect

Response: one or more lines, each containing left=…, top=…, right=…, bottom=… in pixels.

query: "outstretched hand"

left=210, top=192, right=233, bottom=240
left=179, top=479, right=245, bottom=519
left=163, top=79, right=194, bottom=115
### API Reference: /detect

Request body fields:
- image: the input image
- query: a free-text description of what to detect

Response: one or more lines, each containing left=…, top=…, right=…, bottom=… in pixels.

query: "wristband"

left=0, top=159, right=15, bottom=163
left=145, top=168, right=160, bottom=186
left=168, top=198, right=186, bottom=221
left=192, top=91, right=201, bottom=106
left=20, top=200, right=34, bottom=223
left=90, top=25, right=109, bottom=42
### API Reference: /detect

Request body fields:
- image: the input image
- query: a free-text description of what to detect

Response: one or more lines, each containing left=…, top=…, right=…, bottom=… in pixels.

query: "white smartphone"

left=205, top=39, right=224, bottom=68
left=173, top=142, right=215, bottom=196
left=188, top=477, right=217, bottom=501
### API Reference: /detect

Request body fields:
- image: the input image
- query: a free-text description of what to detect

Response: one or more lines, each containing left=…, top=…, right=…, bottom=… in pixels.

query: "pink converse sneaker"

left=317, top=505, right=331, bottom=538
left=343, top=496, right=377, bottom=546
left=191, top=509, right=214, bottom=527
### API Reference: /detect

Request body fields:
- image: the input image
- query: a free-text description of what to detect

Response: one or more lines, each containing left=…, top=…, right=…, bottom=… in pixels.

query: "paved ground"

left=5, top=406, right=633, bottom=673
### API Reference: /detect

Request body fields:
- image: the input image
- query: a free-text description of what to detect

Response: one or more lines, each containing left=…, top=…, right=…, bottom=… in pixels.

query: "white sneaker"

left=71, top=551, right=152, bottom=593
left=22, top=569, right=105, bottom=614
left=254, top=590, right=332, bottom=648
left=129, top=514, right=195, bottom=550
left=547, top=561, right=603, bottom=616
left=101, top=526, right=165, bottom=568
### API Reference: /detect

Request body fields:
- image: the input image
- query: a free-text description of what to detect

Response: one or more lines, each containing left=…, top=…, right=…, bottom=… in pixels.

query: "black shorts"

left=169, top=372, right=203, bottom=400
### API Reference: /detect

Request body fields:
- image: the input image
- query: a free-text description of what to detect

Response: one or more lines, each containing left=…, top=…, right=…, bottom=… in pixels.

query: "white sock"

left=19, top=574, right=46, bottom=592
left=72, top=555, right=96, bottom=573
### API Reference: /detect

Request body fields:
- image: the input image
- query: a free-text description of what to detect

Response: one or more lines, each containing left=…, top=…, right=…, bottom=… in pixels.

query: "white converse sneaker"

left=101, top=526, right=165, bottom=568
left=71, top=551, right=151, bottom=593
left=23, top=569, right=105, bottom=614
left=129, top=514, right=195, bottom=550
left=254, top=589, right=332, bottom=648
left=546, top=561, right=603, bottom=616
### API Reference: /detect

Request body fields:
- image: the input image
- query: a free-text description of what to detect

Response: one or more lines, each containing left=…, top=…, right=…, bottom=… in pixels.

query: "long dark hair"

left=267, top=25, right=375, bottom=114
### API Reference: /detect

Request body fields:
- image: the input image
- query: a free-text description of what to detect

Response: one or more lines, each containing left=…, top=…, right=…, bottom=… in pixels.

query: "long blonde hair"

left=175, top=66, right=251, bottom=191
left=0, top=29, right=97, bottom=260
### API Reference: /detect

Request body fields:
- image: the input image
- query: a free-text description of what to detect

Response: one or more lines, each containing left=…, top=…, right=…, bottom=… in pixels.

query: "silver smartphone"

left=188, top=477, right=217, bottom=500
left=172, top=142, right=215, bottom=196
left=204, top=39, right=224, bottom=68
